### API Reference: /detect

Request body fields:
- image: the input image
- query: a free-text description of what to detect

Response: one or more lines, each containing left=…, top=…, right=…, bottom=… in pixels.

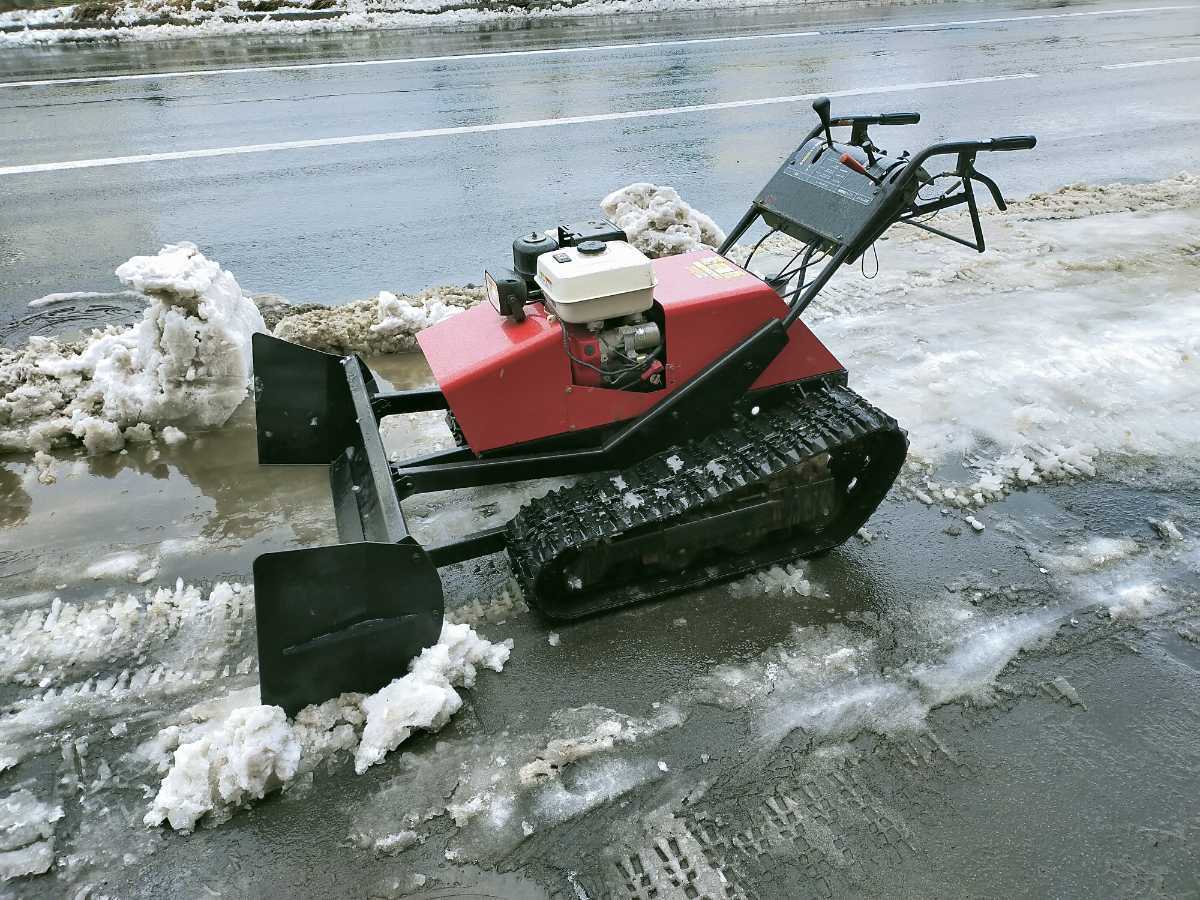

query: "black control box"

left=754, top=137, right=924, bottom=259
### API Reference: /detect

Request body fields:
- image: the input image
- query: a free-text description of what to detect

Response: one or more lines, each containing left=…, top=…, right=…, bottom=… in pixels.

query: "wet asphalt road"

left=2, top=0, right=1200, bottom=321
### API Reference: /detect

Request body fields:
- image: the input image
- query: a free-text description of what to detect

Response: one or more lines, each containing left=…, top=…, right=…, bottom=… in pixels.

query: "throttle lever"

left=839, top=153, right=881, bottom=185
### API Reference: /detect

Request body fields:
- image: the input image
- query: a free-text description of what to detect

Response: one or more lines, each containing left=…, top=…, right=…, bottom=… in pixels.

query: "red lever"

left=839, top=152, right=880, bottom=184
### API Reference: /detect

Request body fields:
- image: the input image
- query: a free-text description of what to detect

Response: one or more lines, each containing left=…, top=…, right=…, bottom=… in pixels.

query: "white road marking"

left=0, top=73, right=1038, bottom=177
left=1, top=3, right=1192, bottom=89
left=1100, top=54, right=1200, bottom=68
left=0, top=29, right=826, bottom=89
left=866, top=4, right=1194, bottom=31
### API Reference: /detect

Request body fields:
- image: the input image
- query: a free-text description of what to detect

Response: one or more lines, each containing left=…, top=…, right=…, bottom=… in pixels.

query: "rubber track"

left=506, top=383, right=907, bottom=619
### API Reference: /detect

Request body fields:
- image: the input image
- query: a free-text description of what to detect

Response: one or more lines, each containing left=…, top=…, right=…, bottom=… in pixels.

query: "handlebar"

left=830, top=112, right=921, bottom=127
left=902, top=135, right=1037, bottom=170
left=987, top=135, right=1037, bottom=151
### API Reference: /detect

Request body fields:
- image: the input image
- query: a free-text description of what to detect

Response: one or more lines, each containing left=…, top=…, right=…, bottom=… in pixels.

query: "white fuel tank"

left=535, top=240, right=656, bottom=324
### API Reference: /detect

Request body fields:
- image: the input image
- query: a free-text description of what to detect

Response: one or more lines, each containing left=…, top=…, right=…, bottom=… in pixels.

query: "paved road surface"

left=1, top=0, right=1199, bottom=322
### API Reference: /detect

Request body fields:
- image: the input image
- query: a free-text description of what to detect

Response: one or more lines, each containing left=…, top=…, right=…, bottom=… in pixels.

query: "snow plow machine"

left=252, top=99, right=1035, bottom=712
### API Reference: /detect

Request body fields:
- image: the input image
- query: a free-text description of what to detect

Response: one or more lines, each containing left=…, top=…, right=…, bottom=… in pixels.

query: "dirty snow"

left=601, top=183, right=726, bottom=258
left=785, top=174, right=1200, bottom=499
left=1038, top=536, right=1140, bottom=575
left=272, top=285, right=482, bottom=355
left=0, top=242, right=263, bottom=454
left=349, top=702, right=681, bottom=856
left=0, top=579, right=254, bottom=775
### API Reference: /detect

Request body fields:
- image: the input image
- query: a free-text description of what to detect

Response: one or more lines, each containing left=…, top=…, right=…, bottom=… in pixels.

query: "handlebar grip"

left=879, top=112, right=920, bottom=125
left=987, top=135, right=1037, bottom=151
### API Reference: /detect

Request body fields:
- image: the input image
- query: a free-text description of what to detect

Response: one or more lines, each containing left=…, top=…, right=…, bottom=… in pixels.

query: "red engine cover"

left=417, top=251, right=844, bottom=453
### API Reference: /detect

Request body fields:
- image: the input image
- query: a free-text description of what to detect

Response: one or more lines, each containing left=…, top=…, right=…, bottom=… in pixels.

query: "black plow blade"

left=254, top=541, right=443, bottom=715
left=253, top=331, right=362, bottom=466
left=250, top=332, right=445, bottom=714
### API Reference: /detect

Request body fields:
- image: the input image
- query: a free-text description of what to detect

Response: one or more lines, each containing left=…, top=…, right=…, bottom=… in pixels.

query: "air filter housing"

left=535, top=240, right=656, bottom=324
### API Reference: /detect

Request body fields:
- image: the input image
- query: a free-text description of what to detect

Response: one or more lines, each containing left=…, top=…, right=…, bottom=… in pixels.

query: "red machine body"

left=418, top=250, right=845, bottom=454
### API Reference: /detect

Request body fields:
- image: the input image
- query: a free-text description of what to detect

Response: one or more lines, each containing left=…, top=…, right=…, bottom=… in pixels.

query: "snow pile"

left=600, top=183, right=725, bottom=258
left=0, top=0, right=882, bottom=47
left=272, top=285, right=482, bottom=355
left=143, top=706, right=300, bottom=832
left=0, top=789, right=63, bottom=881
left=371, top=289, right=462, bottom=336
left=142, top=622, right=511, bottom=831
left=355, top=622, right=512, bottom=773
left=0, top=242, right=263, bottom=454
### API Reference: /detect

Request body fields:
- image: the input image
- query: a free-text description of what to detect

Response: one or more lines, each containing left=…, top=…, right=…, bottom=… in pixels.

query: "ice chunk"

left=1039, top=537, right=1139, bottom=575
left=0, top=789, right=63, bottom=881
left=600, top=184, right=725, bottom=258
left=85, top=551, right=144, bottom=581
left=160, top=425, right=187, bottom=445
left=731, top=562, right=821, bottom=599
left=373, top=830, right=420, bottom=854
left=31, top=451, right=56, bottom=485
left=518, top=719, right=626, bottom=785
left=1149, top=519, right=1184, bottom=543
left=1107, top=582, right=1171, bottom=620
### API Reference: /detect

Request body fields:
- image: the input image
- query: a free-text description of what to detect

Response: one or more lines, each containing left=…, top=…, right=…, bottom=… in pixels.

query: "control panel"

left=754, top=136, right=903, bottom=252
